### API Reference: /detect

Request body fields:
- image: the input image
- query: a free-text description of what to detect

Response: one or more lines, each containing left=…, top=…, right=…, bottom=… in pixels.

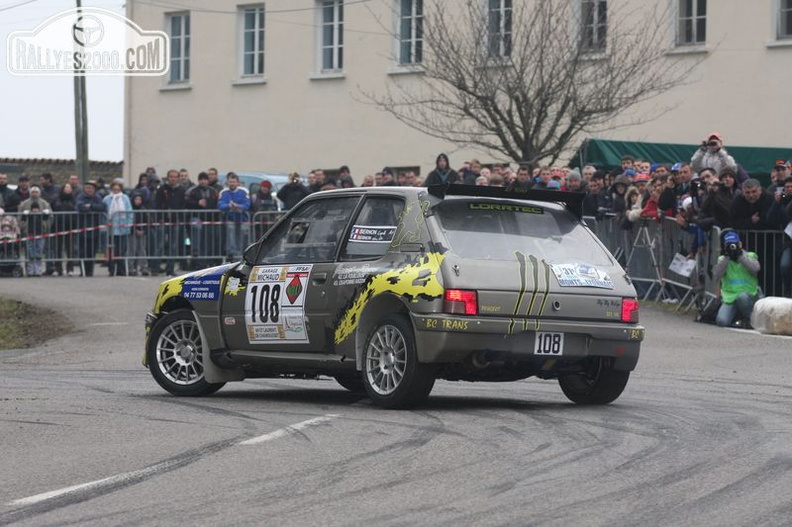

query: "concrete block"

left=751, top=297, right=792, bottom=336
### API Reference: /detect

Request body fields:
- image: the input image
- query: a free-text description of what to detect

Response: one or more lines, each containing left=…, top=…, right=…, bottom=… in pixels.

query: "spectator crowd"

left=1, top=131, right=791, bottom=326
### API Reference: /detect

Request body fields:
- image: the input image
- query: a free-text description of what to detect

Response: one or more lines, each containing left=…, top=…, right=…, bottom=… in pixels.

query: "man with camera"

left=768, top=160, right=790, bottom=195
left=767, top=176, right=792, bottom=296
left=713, top=230, right=761, bottom=328
left=691, top=132, right=737, bottom=178
left=277, top=172, right=309, bottom=210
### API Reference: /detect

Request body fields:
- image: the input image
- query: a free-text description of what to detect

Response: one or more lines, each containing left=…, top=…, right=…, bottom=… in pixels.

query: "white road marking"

left=10, top=465, right=156, bottom=507
left=725, top=328, right=792, bottom=338
left=10, top=478, right=115, bottom=507
left=9, top=414, right=339, bottom=507
left=238, top=414, right=339, bottom=445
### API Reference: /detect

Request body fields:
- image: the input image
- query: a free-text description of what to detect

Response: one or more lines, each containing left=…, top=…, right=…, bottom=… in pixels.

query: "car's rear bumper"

left=411, top=313, right=643, bottom=370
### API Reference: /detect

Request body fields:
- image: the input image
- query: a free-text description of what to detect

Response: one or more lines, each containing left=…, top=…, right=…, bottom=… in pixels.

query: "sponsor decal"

left=245, top=264, right=312, bottom=343
left=182, top=274, right=222, bottom=301
left=225, top=276, right=244, bottom=296
left=509, top=251, right=551, bottom=335
left=550, top=263, right=614, bottom=289
left=332, top=264, right=380, bottom=287
left=469, top=203, right=543, bottom=214
left=349, top=225, right=397, bottom=243
left=285, top=273, right=303, bottom=304
left=224, top=317, right=236, bottom=325
left=152, top=263, right=236, bottom=312
left=425, top=318, right=469, bottom=331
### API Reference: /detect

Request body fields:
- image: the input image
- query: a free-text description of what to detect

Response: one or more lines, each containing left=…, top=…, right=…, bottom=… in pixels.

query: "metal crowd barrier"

left=584, top=214, right=790, bottom=310
left=1, top=208, right=788, bottom=300
left=0, top=209, right=284, bottom=277
left=0, top=210, right=107, bottom=277
left=102, top=209, right=285, bottom=275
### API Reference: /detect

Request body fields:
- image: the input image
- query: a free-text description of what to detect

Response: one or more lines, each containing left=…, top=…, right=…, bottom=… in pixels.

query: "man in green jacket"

left=713, top=230, right=761, bottom=328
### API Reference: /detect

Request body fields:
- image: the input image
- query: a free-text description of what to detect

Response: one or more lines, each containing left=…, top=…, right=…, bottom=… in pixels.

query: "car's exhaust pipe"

left=465, top=350, right=490, bottom=370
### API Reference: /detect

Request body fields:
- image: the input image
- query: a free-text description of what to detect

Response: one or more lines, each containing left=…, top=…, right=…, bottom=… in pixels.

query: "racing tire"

left=362, top=315, right=435, bottom=409
left=147, top=309, right=225, bottom=397
left=334, top=374, right=366, bottom=393
left=558, top=357, right=629, bottom=405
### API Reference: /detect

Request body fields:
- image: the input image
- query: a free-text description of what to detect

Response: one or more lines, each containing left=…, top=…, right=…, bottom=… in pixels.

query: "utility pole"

left=73, top=0, right=89, bottom=184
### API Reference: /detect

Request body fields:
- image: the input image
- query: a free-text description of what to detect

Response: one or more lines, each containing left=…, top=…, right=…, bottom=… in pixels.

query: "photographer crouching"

left=713, top=229, right=761, bottom=328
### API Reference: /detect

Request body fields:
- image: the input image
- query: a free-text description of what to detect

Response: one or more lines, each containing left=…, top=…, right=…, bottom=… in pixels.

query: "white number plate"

left=533, top=332, right=564, bottom=356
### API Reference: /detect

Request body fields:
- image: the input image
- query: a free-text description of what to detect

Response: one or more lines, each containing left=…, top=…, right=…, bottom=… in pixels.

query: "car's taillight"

left=621, top=298, right=639, bottom=323
left=444, top=289, right=478, bottom=315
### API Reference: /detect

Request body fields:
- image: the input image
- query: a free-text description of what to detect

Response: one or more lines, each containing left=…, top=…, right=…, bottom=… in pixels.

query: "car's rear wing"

left=426, top=184, right=586, bottom=220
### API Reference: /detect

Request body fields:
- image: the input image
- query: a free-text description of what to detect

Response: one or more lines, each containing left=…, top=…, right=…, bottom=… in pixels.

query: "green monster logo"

left=334, top=253, right=445, bottom=344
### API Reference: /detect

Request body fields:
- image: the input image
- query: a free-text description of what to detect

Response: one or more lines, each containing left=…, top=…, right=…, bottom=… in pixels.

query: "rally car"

left=144, top=184, right=644, bottom=409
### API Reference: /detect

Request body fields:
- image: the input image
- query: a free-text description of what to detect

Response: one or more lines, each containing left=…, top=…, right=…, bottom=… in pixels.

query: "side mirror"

left=242, top=242, right=258, bottom=266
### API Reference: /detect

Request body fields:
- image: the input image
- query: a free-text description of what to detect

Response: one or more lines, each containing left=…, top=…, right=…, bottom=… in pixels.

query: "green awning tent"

left=570, top=138, right=789, bottom=185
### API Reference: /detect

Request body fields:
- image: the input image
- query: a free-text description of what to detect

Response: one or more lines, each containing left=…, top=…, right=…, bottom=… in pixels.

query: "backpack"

left=695, top=294, right=721, bottom=324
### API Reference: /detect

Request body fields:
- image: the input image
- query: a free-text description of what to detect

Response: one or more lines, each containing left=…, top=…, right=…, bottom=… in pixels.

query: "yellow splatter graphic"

left=153, top=276, right=184, bottom=313
left=334, top=253, right=445, bottom=344
left=224, top=276, right=245, bottom=296
left=391, top=199, right=429, bottom=248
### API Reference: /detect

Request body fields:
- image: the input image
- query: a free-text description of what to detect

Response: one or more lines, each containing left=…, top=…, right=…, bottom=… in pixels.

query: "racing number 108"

left=248, top=284, right=281, bottom=323
left=534, top=332, right=563, bottom=355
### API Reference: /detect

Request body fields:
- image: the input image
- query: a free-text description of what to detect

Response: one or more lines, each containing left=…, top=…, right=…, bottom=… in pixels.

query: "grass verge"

left=0, top=296, right=72, bottom=351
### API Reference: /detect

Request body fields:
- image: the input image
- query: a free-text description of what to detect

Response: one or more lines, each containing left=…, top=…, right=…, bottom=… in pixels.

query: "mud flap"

left=192, top=312, right=245, bottom=383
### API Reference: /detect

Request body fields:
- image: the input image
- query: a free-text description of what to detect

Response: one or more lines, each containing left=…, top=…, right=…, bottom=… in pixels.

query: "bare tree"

left=363, top=0, right=703, bottom=165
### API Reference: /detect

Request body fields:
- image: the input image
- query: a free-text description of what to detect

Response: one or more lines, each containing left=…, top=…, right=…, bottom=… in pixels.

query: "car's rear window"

left=433, top=199, right=613, bottom=266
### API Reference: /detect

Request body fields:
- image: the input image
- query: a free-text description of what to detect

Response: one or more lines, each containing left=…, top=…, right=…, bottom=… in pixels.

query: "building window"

left=167, top=12, right=190, bottom=83
left=677, top=0, right=706, bottom=46
left=780, top=0, right=792, bottom=39
left=487, top=0, right=512, bottom=58
left=581, top=0, right=607, bottom=52
left=240, top=5, right=265, bottom=76
left=319, top=0, right=343, bottom=72
left=398, top=0, right=423, bottom=65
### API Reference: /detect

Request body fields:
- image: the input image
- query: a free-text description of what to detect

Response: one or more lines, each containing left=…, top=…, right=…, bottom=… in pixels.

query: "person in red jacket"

left=638, top=178, right=674, bottom=222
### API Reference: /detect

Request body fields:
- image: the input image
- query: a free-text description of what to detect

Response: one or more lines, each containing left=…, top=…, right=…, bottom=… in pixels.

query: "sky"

left=0, top=0, right=126, bottom=161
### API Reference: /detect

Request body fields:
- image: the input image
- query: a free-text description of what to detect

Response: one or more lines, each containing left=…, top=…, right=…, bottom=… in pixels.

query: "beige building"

left=125, top=0, right=792, bottom=183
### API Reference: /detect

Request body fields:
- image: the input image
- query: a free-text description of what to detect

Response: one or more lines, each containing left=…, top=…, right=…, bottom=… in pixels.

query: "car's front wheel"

left=363, top=315, right=435, bottom=409
left=147, top=310, right=225, bottom=397
left=558, top=357, right=629, bottom=405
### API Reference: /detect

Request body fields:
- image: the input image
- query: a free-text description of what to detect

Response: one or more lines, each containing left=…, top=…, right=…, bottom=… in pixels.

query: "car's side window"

left=340, top=197, right=405, bottom=260
left=257, top=197, right=359, bottom=264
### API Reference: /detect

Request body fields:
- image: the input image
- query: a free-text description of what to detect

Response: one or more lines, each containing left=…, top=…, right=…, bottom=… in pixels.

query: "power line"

left=130, top=0, right=372, bottom=16
left=0, top=0, right=41, bottom=13
left=129, top=0, right=388, bottom=37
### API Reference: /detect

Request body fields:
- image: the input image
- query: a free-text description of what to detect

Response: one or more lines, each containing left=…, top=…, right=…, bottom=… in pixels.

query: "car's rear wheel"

left=363, top=315, right=435, bottom=409
left=558, top=357, right=629, bottom=405
left=148, top=310, right=225, bottom=397
left=334, top=373, right=365, bottom=393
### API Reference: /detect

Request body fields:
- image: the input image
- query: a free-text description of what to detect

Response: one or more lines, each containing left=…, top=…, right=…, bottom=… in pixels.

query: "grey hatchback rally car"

left=144, top=184, right=644, bottom=409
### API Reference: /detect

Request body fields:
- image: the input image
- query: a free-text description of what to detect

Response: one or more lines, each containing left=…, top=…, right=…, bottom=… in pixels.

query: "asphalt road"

left=1, top=276, right=791, bottom=526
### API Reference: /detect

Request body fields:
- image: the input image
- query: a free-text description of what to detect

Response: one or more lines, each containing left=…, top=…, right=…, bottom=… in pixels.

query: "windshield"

left=434, top=199, right=613, bottom=266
